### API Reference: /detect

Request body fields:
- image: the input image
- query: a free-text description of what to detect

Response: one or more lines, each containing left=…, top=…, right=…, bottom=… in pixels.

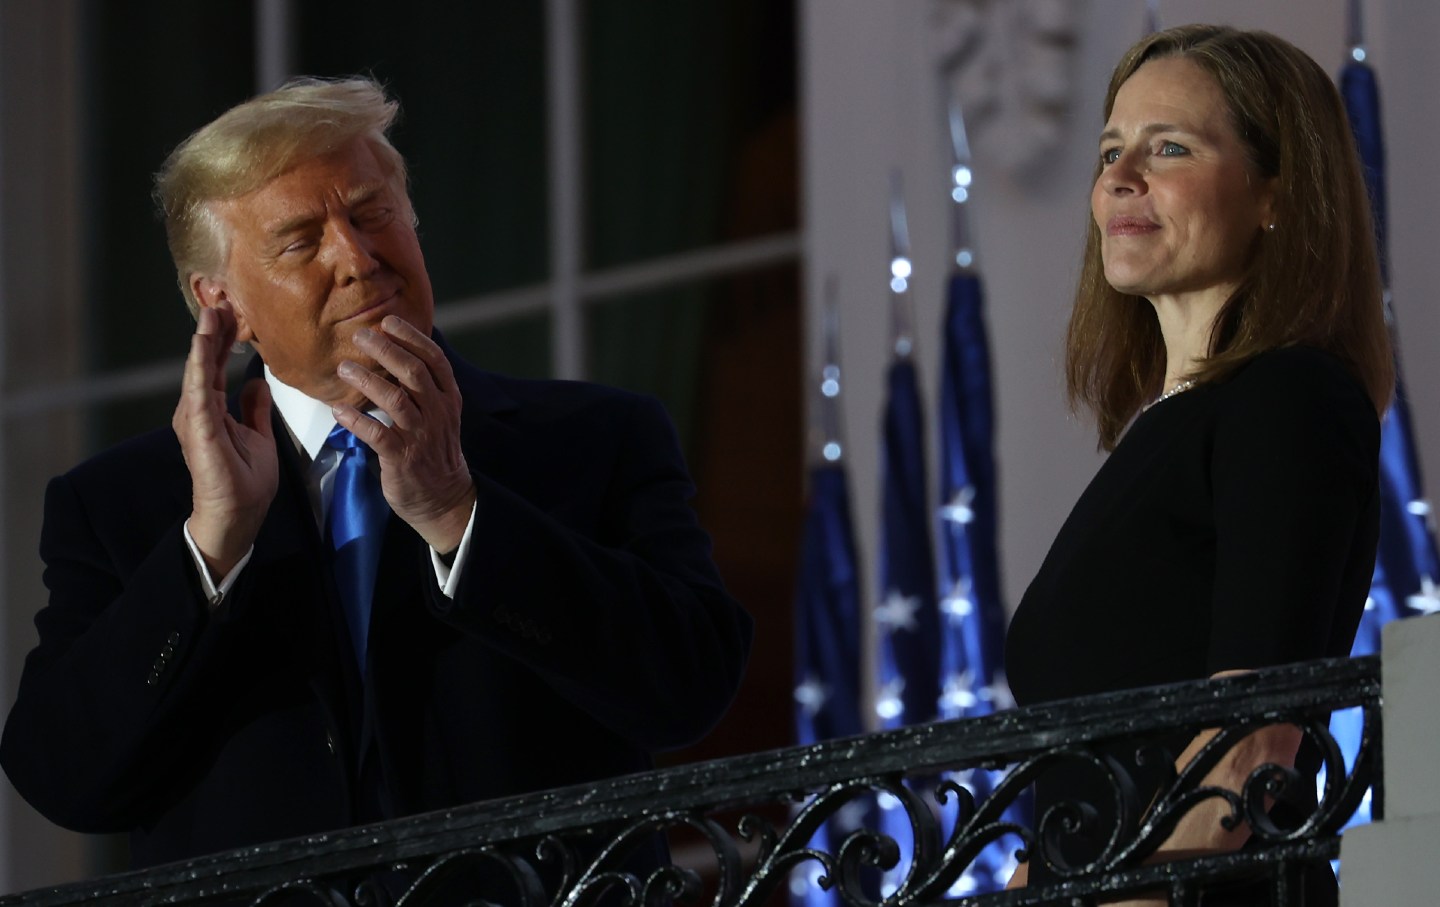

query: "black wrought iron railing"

left=0, top=656, right=1380, bottom=906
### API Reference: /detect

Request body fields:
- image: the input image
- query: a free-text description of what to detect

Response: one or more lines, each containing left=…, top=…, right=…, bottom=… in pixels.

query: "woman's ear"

left=1256, top=176, right=1279, bottom=232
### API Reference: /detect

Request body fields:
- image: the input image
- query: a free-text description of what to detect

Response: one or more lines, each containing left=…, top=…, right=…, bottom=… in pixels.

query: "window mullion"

left=545, top=0, right=584, bottom=380
left=253, top=0, right=296, bottom=92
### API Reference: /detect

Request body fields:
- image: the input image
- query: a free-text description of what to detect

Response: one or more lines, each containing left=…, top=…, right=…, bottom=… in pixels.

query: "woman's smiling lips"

left=1105, top=215, right=1161, bottom=236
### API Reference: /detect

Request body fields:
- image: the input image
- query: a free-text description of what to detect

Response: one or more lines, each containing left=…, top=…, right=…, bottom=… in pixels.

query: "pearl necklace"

left=1146, top=379, right=1196, bottom=411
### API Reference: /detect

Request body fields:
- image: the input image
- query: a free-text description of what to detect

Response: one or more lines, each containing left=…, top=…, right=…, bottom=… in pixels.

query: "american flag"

left=791, top=291, right=867, bottom=907
left=1328, top=21, right=1440, bottom=839
left=933, top=96, right=1027, bottom=893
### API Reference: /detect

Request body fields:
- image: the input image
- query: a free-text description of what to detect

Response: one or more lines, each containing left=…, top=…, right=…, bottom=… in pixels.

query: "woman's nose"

left=1099, top=151, right=1145, bottom=196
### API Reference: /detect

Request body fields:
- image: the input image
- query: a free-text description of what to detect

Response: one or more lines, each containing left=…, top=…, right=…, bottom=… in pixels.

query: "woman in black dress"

left=1003, top=25, right=1393, bottom=905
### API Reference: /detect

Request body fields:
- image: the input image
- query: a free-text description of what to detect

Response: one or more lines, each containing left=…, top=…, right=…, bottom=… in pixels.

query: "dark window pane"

left=583, top=0, right=797, bottom=270
left=586, top=285, right=709, bottom=455
left=295, top=3, right=549, bottom=302
left=81, top=1, right=256, bottom=374
left=443, top=315, right=552, bottom=383
left=89, top=387, right=179, bottom=454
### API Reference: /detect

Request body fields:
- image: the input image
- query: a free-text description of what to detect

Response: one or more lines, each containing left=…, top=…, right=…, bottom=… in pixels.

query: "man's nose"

left=327, top=219, right=380, bottom=283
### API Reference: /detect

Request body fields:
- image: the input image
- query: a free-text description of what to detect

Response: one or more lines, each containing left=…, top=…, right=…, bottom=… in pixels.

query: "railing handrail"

left=0, top=655, right=1381, bottom=905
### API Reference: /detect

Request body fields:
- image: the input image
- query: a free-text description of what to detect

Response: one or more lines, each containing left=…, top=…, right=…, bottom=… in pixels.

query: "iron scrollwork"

left=0, top=657, right=1381, bottom=907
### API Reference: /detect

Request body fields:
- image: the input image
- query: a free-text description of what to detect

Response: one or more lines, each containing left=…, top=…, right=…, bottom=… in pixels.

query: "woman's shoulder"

left=1229, top=344, right=1355, bottom=384
left=1211, top=345, right=1380, bottom=464
left=1219, top=345, right=1376, bottom=416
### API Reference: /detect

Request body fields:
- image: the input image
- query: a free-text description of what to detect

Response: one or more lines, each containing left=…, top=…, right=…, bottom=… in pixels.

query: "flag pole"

left=876, top=170, right=937, bottom=731
left=819, top=276, right=845, bottom=464
left=887, top=171, right=917, bottom=359
left=945, top=90, right=977, bottom=275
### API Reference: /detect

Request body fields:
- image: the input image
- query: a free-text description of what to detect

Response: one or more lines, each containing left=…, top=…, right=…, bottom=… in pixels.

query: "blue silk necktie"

left=325, top=426, right=390, bottom=669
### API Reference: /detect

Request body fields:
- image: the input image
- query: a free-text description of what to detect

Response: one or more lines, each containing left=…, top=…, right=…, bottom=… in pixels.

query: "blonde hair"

left=1066, top=25, right=1393, bottom=449
left=153, top=76, right=407, bottom=316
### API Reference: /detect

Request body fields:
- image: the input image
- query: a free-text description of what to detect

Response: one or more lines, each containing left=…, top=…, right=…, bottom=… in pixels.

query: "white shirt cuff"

left=430, top=500, right=478, bottom=598
left=183, top=519, right=253, bottom=609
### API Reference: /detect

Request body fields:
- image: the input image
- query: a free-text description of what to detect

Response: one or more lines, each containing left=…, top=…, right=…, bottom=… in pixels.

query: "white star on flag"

left=991, top=852, right=1021, bottom=889
left=875, top=677, right=906, bottom=721
left=1407, top=575, right=1440, bottom=614
left=833, top=799, right=871, bottom=833
left=794, top=674, right=830, bottom=717
left=982, top=677, right=1017, bottom=711
left=940, top=577, right=973, bottom=621
left=1408, top=498, right=1438, bottom=532
left=790, top=865, right=825, bottom=898
left=939, top=485, right=976, bottom=524
left=949, top=870, right=980, bottom=896
left=875, top=589, right=922, bottom=632
left=941, top=670, right=978, bottom=713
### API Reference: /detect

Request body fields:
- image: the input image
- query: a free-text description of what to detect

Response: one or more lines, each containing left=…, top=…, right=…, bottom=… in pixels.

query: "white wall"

left=1341, top=613, right=1440, bottom=906
left=802, top=0, right=1440, bottom=729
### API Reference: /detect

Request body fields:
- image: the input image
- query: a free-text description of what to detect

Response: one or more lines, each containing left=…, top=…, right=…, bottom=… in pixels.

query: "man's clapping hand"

left=330, top=315, right=475, bottom=554
left=175, top=304, right=278, bottom=577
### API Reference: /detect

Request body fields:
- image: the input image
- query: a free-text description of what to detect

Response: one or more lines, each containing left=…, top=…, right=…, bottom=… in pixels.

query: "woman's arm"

left=1102, top=676, right=1302, bottom=905
left=1009, top=678, right=1300, bottom=903
left=1152, top=677, right=1304, bottom=858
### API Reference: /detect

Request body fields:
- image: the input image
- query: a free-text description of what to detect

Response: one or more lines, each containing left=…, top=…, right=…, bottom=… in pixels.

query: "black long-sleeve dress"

left=1005, top=345, right=1380, bottom=904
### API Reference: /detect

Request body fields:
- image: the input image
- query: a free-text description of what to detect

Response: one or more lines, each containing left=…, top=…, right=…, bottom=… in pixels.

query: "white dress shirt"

left=183, top=365, right=477, bottom=606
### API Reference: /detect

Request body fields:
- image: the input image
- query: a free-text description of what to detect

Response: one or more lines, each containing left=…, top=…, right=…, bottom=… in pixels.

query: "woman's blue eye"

left=1101, top=147, right=1121, bottom=164
left=1159, top=141, right=1188, bottom=156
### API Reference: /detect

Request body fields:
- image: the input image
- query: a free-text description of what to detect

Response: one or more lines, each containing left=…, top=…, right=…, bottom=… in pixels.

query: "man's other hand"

left=176, top=305, right=279, bottom=576
left=331, top=316, right=475, bottom=553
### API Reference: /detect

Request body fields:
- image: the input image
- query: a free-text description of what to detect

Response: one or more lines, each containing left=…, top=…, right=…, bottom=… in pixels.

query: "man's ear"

left=190, top=274, right=255, bottom=344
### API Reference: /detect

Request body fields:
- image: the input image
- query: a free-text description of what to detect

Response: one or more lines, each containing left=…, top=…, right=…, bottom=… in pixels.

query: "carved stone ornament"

left=931, top=0, right=1077, bottom=177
